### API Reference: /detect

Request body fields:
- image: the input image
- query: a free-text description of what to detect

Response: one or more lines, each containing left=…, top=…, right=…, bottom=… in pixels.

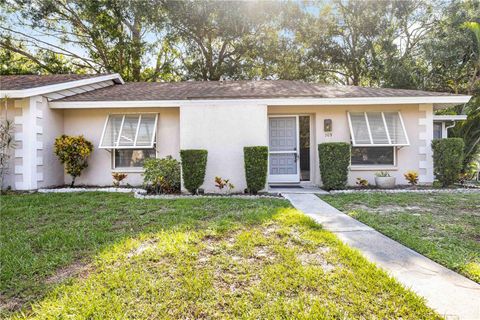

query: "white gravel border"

left=38, top=187, right=147, bottom=194
left=37, top=187, right=282, bottom=199
left=35, top=186, right=480, bottom=196
left=328, top=188, right=480, bottom=194
left=134, top=193, right=281, bottom=199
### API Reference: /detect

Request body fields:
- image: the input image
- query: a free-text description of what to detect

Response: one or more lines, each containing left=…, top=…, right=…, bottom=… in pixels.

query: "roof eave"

left=0, top=73, right=124, bottom=99
left=433, top=115, right=468, bottom=121
left=49, top=95, right=472, bottom=109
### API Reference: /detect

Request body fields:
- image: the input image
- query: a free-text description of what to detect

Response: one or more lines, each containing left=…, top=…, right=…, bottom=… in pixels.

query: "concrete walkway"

left=284, top=193, right=480, bottom=320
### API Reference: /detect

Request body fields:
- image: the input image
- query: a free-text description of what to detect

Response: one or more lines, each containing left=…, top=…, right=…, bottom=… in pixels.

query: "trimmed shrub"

left=180, top=149, right=208, bottom=194
left=432, top=138, right=464, bottom=187
left=143, top=156, right=181, bottom=194
left=54, top=135, right=93, bottom=187
left=318, top=142, right=351, bottom=190
left=244, top=146, right=268, bottom=194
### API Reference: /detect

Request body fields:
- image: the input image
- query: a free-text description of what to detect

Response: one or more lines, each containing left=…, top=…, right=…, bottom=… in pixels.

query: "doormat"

left=269, top=185, right=303, bottom=189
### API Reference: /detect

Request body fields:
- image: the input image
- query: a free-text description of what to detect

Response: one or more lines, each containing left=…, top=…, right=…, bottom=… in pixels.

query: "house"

left=0, top=74, right=471, bottom=192
left=432, top=115, right=468, bottom=139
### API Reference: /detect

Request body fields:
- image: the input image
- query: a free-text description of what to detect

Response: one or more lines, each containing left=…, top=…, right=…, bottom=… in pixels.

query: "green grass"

left=1, top=193, right=440, bottom=319
left=320, top=192, right=480, bottom=283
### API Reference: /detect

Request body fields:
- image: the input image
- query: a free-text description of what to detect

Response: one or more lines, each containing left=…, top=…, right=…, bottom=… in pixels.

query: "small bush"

left=112, top=172, right=128, bottom=187
left=180, top=149, right=208, bottom=194
left=404, top=170, right=419, bottom=186
left=356, top=177, right=369, bottom=188
left=214, top=176, right=234, bottom=193
left=318, top=143, right=351, bottom=190
left=54, top=135, right=93, bottom=187
left=143, top=156, right=181, bottom=194
left=243, top=146, right=268, bottom=194
left=432, top=138, right=464, bottom=187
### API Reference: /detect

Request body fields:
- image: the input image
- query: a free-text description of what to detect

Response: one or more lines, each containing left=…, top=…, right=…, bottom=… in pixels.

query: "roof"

left=0, top=74, right=124, bottom=98
left=56, top=80, right=460, bottom=102
left=0, top=74, right=114, bottom=90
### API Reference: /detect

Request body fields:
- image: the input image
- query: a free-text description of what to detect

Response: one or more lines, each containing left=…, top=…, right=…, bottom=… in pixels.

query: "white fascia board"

left=433, top=115, right=468, bottom=121
left=50, top=100, right=182, bottom=109
left=48, top=95, right=472, bottom=109
left=0, top=74, right=124, bottom=98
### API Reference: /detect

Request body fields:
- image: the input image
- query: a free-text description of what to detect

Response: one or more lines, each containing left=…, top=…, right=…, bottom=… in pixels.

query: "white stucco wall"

left=9, top=96, right=63, bottom=190
left=268, top=104, right=434, bottom=186
left=7, top=97, right=436, bottom=190
left=180, top=103, right=268, bottom=193
left=63, top=107, right=180, bottom=186
left=38, top=97, right=64, bottom=188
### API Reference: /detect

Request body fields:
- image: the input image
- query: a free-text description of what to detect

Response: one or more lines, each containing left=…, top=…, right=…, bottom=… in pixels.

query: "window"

left=351, top=147, right=395, bottom=166
left=299, top=116, right=310, bottom=181
left=99, top=114, right=158, bottom=169
left=433, top=122, right=443, bottom=139
left=114, top=148, right=156, bottom=169
left=347, top=112, right=409, bottom=146
left=99, top=114, right=158, bottom=149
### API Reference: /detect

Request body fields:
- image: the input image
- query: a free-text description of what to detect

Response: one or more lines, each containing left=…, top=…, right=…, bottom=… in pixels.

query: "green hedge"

left=244, top=146, right=268, bottom=194
left=432, top=138, right=464, bottom=187
left=180, top=149, right=208, bottom=194
left=318, top=143, right=351, bottom=190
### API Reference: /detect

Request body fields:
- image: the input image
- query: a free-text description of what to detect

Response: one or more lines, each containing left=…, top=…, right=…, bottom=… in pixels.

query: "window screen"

left=351, top=147, right=395, bottom=166
left=114, top=148, right=156, bottom=168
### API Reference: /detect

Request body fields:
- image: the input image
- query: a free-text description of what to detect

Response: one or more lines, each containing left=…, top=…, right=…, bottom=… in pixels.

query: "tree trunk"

left=131, top=16, right=142, bottom=81
left=70, top=176, right=76, bottom=188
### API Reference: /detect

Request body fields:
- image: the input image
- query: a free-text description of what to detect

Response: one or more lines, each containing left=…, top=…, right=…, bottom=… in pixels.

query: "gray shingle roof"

left=0, top=74, right=111, bottom=90
left=55, top=80, right=457, bottom=101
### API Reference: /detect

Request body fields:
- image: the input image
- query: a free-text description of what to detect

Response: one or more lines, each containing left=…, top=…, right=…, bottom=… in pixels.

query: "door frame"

left=268, top=115, right=301, bottom=183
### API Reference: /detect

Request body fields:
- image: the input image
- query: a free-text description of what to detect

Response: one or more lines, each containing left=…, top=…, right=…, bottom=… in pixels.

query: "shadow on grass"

left=0, top=192, right=289, bottom=315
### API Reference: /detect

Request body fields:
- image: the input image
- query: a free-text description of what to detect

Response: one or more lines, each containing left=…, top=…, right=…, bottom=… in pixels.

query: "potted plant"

left=374, top=171, right=396, bottom=189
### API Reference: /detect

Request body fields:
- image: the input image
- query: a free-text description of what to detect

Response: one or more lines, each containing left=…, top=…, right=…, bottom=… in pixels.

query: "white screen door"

left=268, top=116, right=300, bottom=183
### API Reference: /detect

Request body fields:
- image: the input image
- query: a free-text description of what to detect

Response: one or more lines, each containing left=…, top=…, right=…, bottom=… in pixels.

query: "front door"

left=268, top=116, right=300, bottom=183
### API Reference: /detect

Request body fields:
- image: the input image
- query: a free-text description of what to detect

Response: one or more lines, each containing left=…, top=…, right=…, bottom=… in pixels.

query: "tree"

left=289, top=0, right=435, bottom=87
left=1, top=0, right=178, bottom=81
left=162, top=0, right=283, bottom=80
left=420, top=1, right=479, bottom=96
left=450, top=109, right=480, bottom=172
left=421, top=2, right=480, bottom=173
left=54, top=135, right=93, bottom=187
left=463, top=21, right=480, bottom=95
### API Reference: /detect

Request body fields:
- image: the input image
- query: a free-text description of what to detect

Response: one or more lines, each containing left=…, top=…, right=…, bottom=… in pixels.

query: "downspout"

left=445, top=102, right=468, bottom=137
left=445, top=121, right=457, bottom=138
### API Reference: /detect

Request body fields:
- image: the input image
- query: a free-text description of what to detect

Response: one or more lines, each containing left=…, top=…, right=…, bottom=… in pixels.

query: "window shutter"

left=99, top=114, right=158, bottom=149
left=347, top=112, right=409, bottom=146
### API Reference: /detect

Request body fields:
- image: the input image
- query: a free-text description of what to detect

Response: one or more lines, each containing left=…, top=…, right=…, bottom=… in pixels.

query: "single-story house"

left=0, top=74, right=471, bottom=192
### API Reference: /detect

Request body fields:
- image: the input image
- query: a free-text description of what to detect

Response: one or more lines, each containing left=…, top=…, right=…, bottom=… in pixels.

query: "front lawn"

left=320, top=192, right=480, bottom=283
left=1, top=193, right=439, bottom=319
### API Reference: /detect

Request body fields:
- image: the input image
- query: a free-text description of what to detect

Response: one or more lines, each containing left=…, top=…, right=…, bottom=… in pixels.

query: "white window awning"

left=347, top=112, right=409, bottom=146
left=99, top=114, right=158, bottom=149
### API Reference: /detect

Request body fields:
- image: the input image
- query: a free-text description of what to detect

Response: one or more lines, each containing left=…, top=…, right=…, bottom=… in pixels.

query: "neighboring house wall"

left=268, top=104, right=434, bottom=185
left=180, top=103, right=269, bottom=193
left=63, top=107, right=180, bottom=186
